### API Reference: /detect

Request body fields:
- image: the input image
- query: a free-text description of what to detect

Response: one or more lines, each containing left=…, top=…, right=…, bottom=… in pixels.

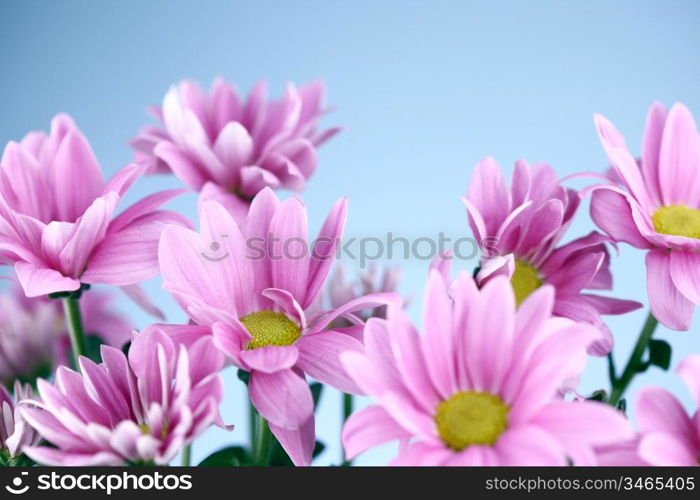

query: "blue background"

left=1, top=0, right=699, bottom=465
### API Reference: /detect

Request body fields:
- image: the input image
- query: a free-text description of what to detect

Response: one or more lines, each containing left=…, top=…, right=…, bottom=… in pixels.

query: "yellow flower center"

left=652, top=205, right=700, bottom=239
left=241, top=311, right=301, bottom=350
left=510, top=259, right=542, bottom=307
left=434, top=391, right=509, bottom=451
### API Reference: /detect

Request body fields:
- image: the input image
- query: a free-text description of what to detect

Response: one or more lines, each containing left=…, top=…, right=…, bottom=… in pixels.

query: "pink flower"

left=157, top=188, right=398, bottom=465
left=341, top=271, right=633, bottom=465
left=327, top=263, right=405, bottom=321
left=0, top=282, right=130, bottom=385
left=635, top=355, right=700, bottom=466
left=590, top=103, right=700, bottom=330
left=20, top=327, right=226, bottom=465
left=0, top=114, right=190, bottom=298
left=594, top=437, right=650, bottom=466
left=130, top=78, right=339, bottom=220
left=0, top=382, right=41, bottom=458
left=464, top=157, right=641, bottom=355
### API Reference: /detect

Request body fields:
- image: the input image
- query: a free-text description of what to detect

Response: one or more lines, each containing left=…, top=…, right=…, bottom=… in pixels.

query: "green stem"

left=181, top=444, right=191, bottom=466
left=341, top=393, right=353, bottom=466
left=248, top=399, right=256, bottom=450
left=608, top=312, right=658, bottom=407
left=252, top=411, right=272, bottom=466
left=62, top=296, right=88, bottom=367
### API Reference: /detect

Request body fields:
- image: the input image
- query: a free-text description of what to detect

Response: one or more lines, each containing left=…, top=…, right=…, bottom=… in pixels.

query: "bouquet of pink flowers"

left=0, top=78, right=698, bottom=467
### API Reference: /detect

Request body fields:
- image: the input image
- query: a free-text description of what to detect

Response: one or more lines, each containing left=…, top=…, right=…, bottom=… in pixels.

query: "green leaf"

left=0, top=450, right=35, bottom=467
left=237, top=369, right=250, bottom=386
left=587, top=390, right=606, bottom=402
left=616, top=398, right=627, bottom=414
left=310, top=382, right=324, bottom=409
left=268, top=439, right=326, bottom=466
left=198, top=446, right=251, bottom=466
left=648, top=339, right=672, bottom=370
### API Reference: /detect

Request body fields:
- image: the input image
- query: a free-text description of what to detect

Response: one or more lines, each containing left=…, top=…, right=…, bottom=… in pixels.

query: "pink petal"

left=198, top=182, right=250, bottom=222
left=304, top=197, right=347, bottom=308
left=657, top=103, right=700, bottom=206
left=269, top=197, right=310, bottom=301
left=60, top=193, right=119, bottom=276
left=23, top=446, right=123, bottom=466
left=342, top=405, right=409, bottom=460
left=159, top=201, right=253, bottom=320
left=589, top=188, right=650, bottom=249
left=296, top=331, right=363, bottom=394
left=495, top=426, right=566, bottom=466
left=240, top=345, right=299, bottom=374
left=641, top=102, right=667, bottom=206
left=51, top=129, right=104, bottom=222
left=677, top=355, right=700, bottom=406
left=669, top=251, right=700, bottom=305
left=466, top=157, right=509, bottom=236
left=14, top=262, right=81, bottom=297
left=155, top=141, right=207, bottom=190
left=635, top=387, right=694, bottom=437
left=269, top=416, right=315, bottom=466
left=646, top=249, right=693, bottom=330
left=119, top=284, right=165, bottom=319
left=82, top=211, right=188, bottom=286
left=531, top=400, right=634, bottom=453
left=639, top=432, right=698, bottom=466
left=248, top=368, right=313, bottom=428
left=420, top=270, right=457, bottom=398
left=214, top=121, right=252, bottom=172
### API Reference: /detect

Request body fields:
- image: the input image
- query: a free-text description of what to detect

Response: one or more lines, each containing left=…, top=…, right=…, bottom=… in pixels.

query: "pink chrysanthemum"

left=591, top=103, right=700, bottom=330
left=341, top=270, right=633, bottom=465
left=328, top=263, right=404, bottom=321
left=20, top=327, right=227, bottom=465
left=464, top=157, right=641, bottom=354
left=0, top=282, right=130, bottom=385
left=0, top=382, right=41, bottom=459
left=0, top=114, right=190, bottom=299
left=634, top=355, right=700, bottom=466
left=130, top=78, right=339, bottom=219
left=156, top=188, right=397, bottom=465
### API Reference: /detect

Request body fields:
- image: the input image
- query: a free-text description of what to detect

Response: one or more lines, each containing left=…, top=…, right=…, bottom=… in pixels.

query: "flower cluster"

left=0, top=78, right=697, bottom=467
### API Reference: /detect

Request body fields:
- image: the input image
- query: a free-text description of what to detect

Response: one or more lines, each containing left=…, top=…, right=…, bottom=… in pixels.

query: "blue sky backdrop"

left=1, top=0, right=699, bottom=465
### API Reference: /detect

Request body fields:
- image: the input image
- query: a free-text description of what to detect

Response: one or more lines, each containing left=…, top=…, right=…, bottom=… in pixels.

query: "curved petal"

left=646, top=249, right=693, bottom=331
left=269, top=415, right=315, bottom=466
left=589, top=188, right=650, bottom=249
left=14, top=262, right=81, bottom=297
left=296, top=331, right=363, bottom=394
left=240, top=345, right=299, bottom=374
left=342, top=405, right=410, bottom=460
left=669, top=251, right=700, bottom=305
left=677, top=355, right=700, bottom=406
left=248, top=368, right=313, bottom=428
left=635, top=387, right=694, bottom=437
left=639, top=432, right=698, bottom=466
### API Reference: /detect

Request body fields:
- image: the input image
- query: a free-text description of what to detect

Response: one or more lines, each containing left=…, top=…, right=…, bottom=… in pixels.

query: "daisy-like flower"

left=0, top=382, right=41, bottom=459
left=157, top=188, right=398, bottom=465
left=635, top=355, right=700, bottom=466
left=328, top=262, right=404, bottom=321
left=0, top=114, right=190, bottom=299
left=464, top=157, right=641, bottom=354
left=591, top=103, right=700, bottom=330
left=130, top=78, right=339, bottom=219
left=341, top=270, right=633, bottom=465
left=19, top=327, right=227, bottom=466
left=0, top=282, right=130, bottom=386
